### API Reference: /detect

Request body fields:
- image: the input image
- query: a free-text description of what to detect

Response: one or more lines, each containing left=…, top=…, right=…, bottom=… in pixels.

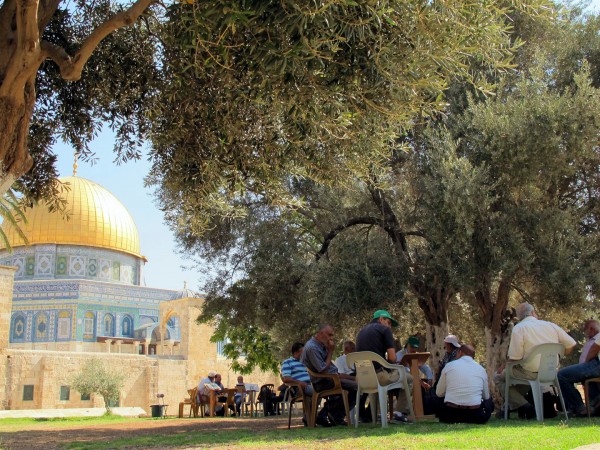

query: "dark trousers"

left=314, top=378, right=368, bottom=422
left=438, top=400, right=492, bottom=424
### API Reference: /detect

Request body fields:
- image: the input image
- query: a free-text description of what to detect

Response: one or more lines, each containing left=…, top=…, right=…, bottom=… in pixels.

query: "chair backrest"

left=522, top=343, right=565, bottom=382
left=258, top=384, right=275, bottom=401
left=347, top=351, right=392, bottom=390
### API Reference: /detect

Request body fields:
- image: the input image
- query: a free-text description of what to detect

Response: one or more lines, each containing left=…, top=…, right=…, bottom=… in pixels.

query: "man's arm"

left=387, top=347, right=397, bottom=364
left=435, top=368, right=447, bottom=398
left=585, top=342, right=600, bottom=362
left=281, top=375, right=308, bottom=391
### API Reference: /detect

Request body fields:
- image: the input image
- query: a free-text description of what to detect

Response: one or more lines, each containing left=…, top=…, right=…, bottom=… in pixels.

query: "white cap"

left=444, top=335, right=460, bottom=348
left=208, top=371, right=217, bottom=377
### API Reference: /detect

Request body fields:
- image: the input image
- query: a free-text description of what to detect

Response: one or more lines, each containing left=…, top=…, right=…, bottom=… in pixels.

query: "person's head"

left=315, top=324, right=334, bottom=345
left=215, top=373, right=222, bottom=384
left=458, top=344, right=475, bottom=358
left=583, top=319, right=600, bottom=339
left=343, top=341, right=356, bottom=355
left=405, top=336, right=420, bottom=353
left=372, top=310, right=398, bottom=328
left=291, top=342, right=305, bottom=359
left=515, top=302, right=536, bottom=321
left=443, top=335, right=461, bottom=353
left=237, top=375, right=244, bottom=384
left=208, top=370, right=217, bottom=380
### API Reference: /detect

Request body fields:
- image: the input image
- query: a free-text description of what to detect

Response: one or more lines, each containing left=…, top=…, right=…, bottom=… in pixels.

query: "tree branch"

left=315, top=216, right=383, bottom=261
left=56, top=0, right=155, bottom=81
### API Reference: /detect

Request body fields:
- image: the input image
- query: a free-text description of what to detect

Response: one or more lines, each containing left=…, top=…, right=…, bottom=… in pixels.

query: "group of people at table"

left=198, top=303, right=600, bottom=426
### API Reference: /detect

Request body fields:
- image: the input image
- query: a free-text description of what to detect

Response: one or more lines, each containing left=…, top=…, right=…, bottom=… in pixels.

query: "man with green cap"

left=356, top=310, right=401, bottom=385
left=356, top=310, right=416, bottom=422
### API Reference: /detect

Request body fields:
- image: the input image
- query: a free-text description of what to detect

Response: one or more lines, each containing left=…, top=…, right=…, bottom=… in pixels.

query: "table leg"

left=209, top=390, right=216, bottom=417
left=410, top=360, right=425, bottom=418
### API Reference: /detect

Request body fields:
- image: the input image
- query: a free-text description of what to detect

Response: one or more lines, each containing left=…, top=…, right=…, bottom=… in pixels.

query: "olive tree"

left=70, top=358, right=125, bottom=411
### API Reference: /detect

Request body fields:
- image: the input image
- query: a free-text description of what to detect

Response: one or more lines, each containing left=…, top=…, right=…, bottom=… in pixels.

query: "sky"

left=54, top=133, right=199, bottom=292
left=50, top=0, right=600, bottom=292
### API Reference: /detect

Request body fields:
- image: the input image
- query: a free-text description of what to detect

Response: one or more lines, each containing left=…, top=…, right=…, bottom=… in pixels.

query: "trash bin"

left=151, top=404, right=164, bottom=418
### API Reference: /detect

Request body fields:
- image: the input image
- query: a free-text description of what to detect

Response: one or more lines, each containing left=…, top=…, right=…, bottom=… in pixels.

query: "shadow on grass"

left=1, top=415, right=599, bottom=450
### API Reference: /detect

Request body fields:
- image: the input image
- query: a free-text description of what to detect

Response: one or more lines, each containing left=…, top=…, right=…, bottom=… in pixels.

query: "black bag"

left=523, top=390, right=558, bottom=418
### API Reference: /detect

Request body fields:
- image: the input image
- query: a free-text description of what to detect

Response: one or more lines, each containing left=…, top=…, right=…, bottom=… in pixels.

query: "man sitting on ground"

left=495, top=302, right=576, bottom=419
left=436, top=344, right=493, bottom=424
left=302, top=324, right=358, bottom=426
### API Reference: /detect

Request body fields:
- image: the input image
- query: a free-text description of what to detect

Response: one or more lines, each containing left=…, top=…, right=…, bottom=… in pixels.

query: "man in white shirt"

left=494, top=302, right=576, bottom=419
left=197, top=370, right=217, bottom=405
left=334, top=340, right=356, bottom=375
left=558, top=321, right=600, bottom=416
left=436, top=344, right=492, bottom=424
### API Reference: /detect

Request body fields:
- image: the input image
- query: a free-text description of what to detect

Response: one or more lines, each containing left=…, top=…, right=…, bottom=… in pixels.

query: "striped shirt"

left=281, top=357, right=310, bottom=383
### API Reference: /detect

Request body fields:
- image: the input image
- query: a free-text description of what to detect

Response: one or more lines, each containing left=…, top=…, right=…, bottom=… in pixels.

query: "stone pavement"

left=0, top=406, right=147, bottom=419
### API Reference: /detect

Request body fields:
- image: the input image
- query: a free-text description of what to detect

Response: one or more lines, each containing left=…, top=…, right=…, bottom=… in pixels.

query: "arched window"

left=83, top=311, right=95, bottom=341
left=121, top=315, right=133, bottom=337
left=33, top=312, right=49, bottom=341
left=56, top=311, right=71, bottom=340
left=10, top=314, right=27, bottom=342
left=103, top=313, right=115, bottom=337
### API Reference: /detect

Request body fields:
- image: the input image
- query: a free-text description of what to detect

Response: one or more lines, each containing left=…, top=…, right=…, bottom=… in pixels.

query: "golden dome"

left=2, top=176, right=142, bottom=258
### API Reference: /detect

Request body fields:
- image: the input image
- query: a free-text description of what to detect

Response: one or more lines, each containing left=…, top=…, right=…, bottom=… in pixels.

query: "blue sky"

left=54, top=132, right=198, bottom=292
left=52, top=1, right=600, bottom=292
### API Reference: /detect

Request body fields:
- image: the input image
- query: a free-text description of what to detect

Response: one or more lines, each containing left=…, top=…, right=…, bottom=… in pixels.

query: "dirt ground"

left=0, top=415, right=296, bottom=450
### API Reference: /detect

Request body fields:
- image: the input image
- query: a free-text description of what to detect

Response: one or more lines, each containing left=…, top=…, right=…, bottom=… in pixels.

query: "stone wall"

left=0, top=265, right=17, bottom=409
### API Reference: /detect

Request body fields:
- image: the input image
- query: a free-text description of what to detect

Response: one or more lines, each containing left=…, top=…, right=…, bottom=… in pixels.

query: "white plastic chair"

left=346, top=351, right=414, bottom=427
left=504, top=342, right=568, bottom=421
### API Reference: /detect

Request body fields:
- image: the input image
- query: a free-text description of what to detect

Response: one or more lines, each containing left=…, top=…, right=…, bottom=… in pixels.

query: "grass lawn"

left=1, top=415, right=599, bottom=449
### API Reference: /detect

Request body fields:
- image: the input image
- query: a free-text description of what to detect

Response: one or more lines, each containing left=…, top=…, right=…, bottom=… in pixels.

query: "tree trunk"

left=0, top=82, right=35, bottom=195
left=484, top=323, right=512, bottom=405
left=424, top=320, right=448, bottom=377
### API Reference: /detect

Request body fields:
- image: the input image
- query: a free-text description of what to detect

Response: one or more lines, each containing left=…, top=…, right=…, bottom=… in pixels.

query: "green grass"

left=1, top=416, right=599, bottom=449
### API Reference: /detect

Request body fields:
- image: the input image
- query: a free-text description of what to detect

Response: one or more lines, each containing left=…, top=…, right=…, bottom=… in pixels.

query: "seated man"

left=197, top=370, right=217, bottom=406
left=396, top=336, right=434, bottom=387
left=334, top=341, right=356, bottom=375
left=436, top=344, right=493, bottom=424
left=558, top=320, right=600, bottom=416
left=495, top=302, right=575, bottom=419
left=435, top=335, right=462, bottom=388
left=302, top=324, right=358, bottom=426
left=282, top=342, right=318, bottom=426
left=234, top=375, right=245, bottom=415
left=355, top=309, right=405, bottom=422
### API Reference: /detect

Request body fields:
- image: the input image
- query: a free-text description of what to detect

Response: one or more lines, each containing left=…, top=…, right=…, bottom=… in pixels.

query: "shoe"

left=567, top=407, right=587, bottom=418
left=392, top=412, right=412, bottom=423
left=495, top=410, right=508, bottom=420
left=315, top=416, right=333, bottom=427
left=517, top=403, right=536, bottom=420
left=389, top=418, right=413, bottom=425
left=327, top=412, right=347, bottom=426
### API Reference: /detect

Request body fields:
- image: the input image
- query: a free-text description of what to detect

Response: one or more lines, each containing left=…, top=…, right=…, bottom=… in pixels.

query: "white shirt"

left=197, top=377, right=212, bottom=393
left=579, top=333, right=600, bottom=363
left=436, top=356, right=489, bottom=406
left=334, top=354, right=353, bottom=375
left=507, top=316, right=576, bottom=372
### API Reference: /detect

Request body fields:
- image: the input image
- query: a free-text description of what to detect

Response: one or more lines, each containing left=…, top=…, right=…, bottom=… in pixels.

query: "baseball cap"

left=444, top=334, right=460, bottom=348
left=407, top=336, right=420, bottom=348
left=373, top=309, right=398, bottom=327
left=208, top=371, right=217, bottom=377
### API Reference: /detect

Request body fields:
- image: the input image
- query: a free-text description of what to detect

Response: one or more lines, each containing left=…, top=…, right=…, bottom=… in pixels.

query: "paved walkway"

left=0, top=406, right=147, bottom=419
